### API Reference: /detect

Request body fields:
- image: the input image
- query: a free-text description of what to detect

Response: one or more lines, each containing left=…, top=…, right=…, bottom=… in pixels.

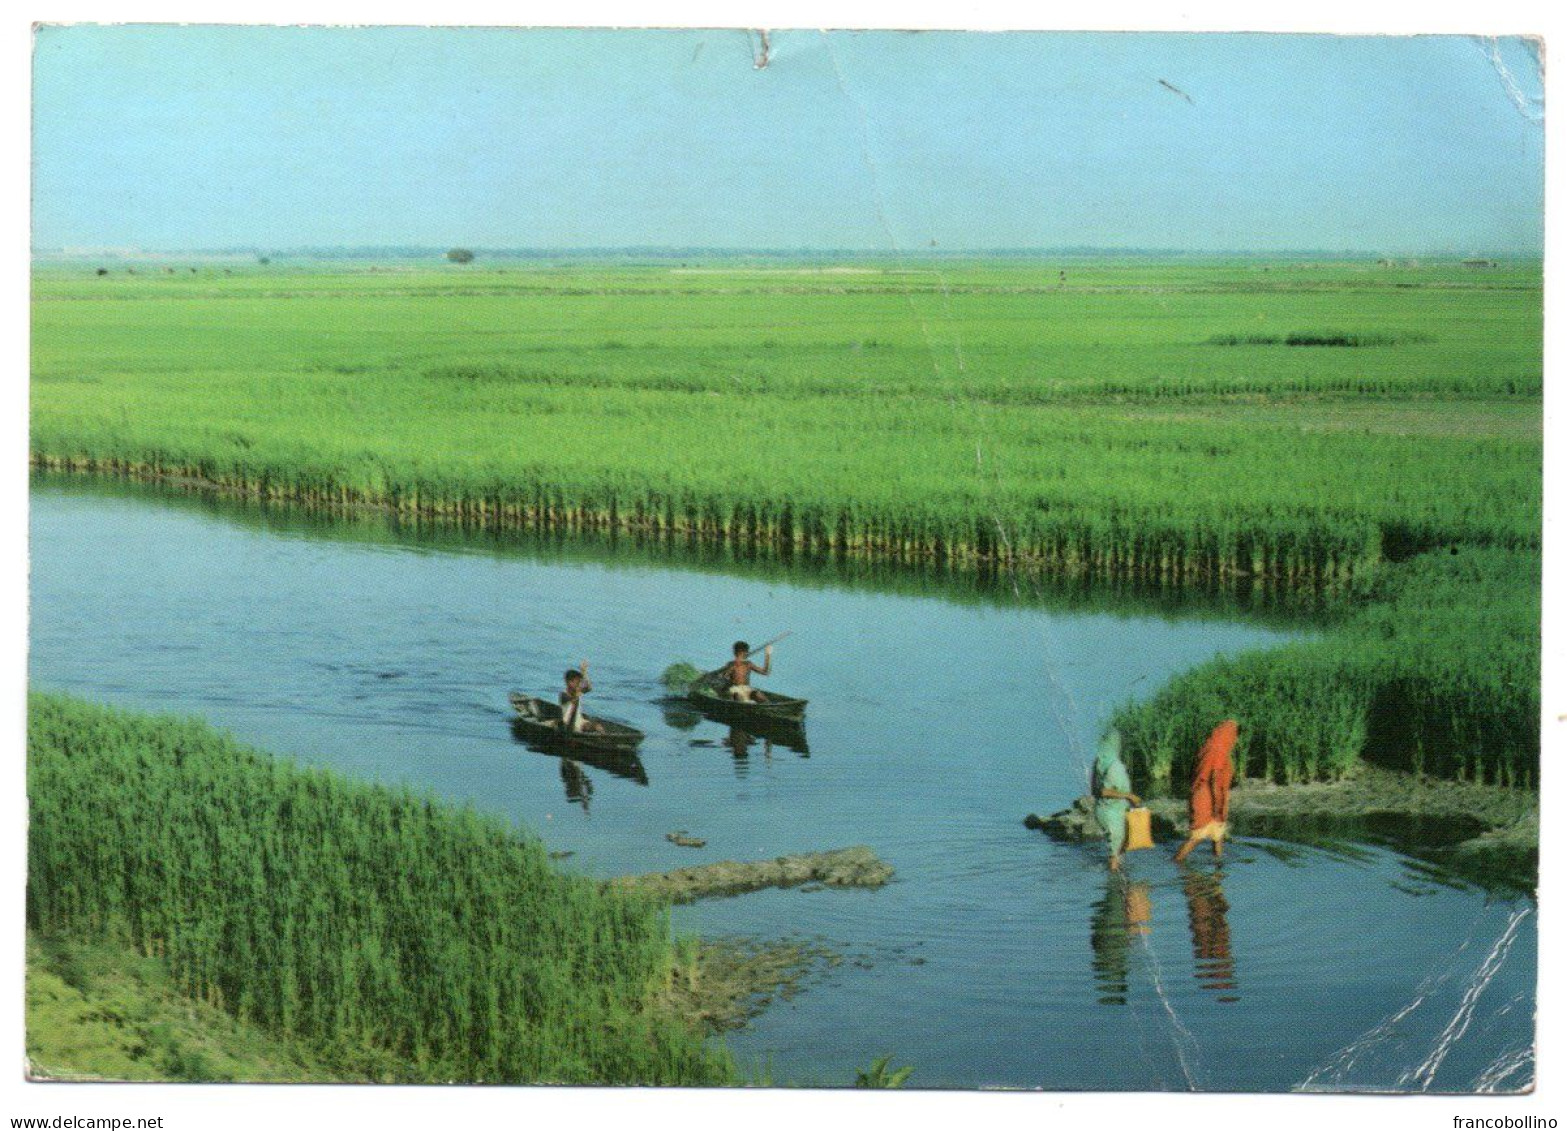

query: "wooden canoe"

left=508, top=691, right=645, bottom=754
left=526, top=727, right=650, bottom=787
left=687, top=680, right=809, bottom=725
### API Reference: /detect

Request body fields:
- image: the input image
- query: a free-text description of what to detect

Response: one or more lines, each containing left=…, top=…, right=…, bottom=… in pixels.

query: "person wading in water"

left=1092, top=730, right=1141, bottom=873
left=1174, top=719, right=1238, bottom=863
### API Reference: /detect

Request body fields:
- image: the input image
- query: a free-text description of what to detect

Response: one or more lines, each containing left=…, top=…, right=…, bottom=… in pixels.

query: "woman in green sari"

left=1092, top=730, right=1142, bottom=872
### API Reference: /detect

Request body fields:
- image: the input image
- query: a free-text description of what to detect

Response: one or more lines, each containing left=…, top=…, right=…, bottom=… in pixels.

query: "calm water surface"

left=29, top=479, right=1535, bottom=1091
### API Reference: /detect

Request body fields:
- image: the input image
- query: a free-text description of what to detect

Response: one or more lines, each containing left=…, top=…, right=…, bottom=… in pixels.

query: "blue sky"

left=31, top=26, right=1544, bottom=253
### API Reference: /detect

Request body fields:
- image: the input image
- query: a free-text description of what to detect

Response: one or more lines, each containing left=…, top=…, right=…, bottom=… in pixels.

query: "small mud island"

left=614, top=846, right=895, bottom=903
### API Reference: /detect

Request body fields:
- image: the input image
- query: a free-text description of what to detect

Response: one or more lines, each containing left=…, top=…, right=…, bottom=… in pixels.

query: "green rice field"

left=29, top=256, right=1543, bottom=787
left=32, top=258, right=1541, bottom=581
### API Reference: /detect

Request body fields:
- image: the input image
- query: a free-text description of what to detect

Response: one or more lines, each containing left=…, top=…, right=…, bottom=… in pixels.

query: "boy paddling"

left=723, top=641, right=772, bottom=703
left=558, top=661, right=605, bottom=734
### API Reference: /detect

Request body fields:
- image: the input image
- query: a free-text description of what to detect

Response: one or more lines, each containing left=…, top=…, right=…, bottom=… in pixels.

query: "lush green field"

left=32, top=259, right=1541, bottom=584
left=27, top=692, right=733, bottom=1085
left=29, top=258, right=1543, bottom=788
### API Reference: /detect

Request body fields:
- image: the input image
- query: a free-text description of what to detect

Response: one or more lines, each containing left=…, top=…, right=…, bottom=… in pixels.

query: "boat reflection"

left=509, top=717, right=650, bottom=788
left=714, top=717, right=809, bottom=756
left=1182, top=865, right=1239, bottom=1001
left=1090, top=875, right=1152, bottom=1006
left=659, top=701, right=704, bottom=731
left=724, top=725, right=771, bottom=777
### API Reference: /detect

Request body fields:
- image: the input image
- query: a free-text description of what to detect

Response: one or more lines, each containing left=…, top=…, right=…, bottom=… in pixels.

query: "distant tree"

left=257, top=255, right=271, bottom=265
left=447, top=248, right=476, bottom=264
left=95, top=268, right=108, bottom=277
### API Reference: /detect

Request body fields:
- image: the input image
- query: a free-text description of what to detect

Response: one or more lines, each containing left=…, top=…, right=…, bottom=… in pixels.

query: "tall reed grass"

left=1112, top=549, right=1539, bottom=789
left=26, top=693, right=733, bottom=1085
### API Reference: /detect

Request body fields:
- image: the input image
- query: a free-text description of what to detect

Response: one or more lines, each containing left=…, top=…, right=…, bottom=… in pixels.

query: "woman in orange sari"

left=1174, top=719, right=1238, bottom=863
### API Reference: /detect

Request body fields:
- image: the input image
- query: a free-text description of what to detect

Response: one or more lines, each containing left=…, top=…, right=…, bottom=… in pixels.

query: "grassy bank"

left=1113, top=548, right=1540, bottom=789
left=32, top=260, right=1541, bottom=587
left=27, top=692, right=733, bottom=1084
left=27, top=933, right=347, bottom=1082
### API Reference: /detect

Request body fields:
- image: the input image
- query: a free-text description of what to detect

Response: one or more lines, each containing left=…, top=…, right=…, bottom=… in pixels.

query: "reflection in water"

left=509, top=719, right=650, bottom=788
left=1182, top=866, right=1239, bottom=1002
left=31, top=470, right=1320, bottom=627
left=666, top=698, right=812, bottom=762
left=33, top=478, right=1536, bottom=1091
left=559, top=759, right=592, bottom=814
left=748, top=719, right=810, bottom=756
left=679, top=704, right=811, bottom=774
left=726, top=726, right=771, bottom=777
left=1090, top=876, right=1152, bottom=1006
left=660, top=702, right=704, bottom=731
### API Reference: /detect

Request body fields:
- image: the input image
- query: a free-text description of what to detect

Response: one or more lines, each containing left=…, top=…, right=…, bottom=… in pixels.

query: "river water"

left=28, top=477, right=1536, bottom=1092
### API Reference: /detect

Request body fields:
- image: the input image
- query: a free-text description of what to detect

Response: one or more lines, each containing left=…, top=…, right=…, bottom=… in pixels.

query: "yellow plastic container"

left=1124, top=807, right=1154, bottom=851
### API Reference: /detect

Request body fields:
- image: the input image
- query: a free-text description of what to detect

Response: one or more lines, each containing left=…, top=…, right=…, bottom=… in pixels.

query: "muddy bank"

left=1026, top=764, right=1537, bottom=892
left=612, top=846, right=894, bottom=904
left=662, top=937, right=842, bottom=1035
left=661, top=934, right=931, bottom=1038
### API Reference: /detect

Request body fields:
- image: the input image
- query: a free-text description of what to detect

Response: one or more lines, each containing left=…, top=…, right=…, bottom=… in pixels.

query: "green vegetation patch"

left=28, top=260, right=1543, bottom=792
left=660, top=936, right=840, bottom=1034
left=27, top=933, right=346, bottom=1082
left=1113, top=548, right=1540, bottom=789
left=27, top=692, right=732, bottom=1085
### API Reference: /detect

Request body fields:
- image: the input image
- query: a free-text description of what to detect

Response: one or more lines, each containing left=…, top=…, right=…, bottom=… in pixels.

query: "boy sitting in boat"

left=723, top=641, right=771, bottom=703
left=559, top=663, right=604, bottom=734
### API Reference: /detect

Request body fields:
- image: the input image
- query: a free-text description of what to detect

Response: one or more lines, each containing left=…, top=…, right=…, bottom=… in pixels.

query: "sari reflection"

left=1090, top=875, right=1152, bottom=1005
left=1182, top=867, right=1239, bottom=1002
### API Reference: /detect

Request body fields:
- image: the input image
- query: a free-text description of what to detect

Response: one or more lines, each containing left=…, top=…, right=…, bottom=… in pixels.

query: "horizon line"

left=32, top=245, right=1544, bottom=261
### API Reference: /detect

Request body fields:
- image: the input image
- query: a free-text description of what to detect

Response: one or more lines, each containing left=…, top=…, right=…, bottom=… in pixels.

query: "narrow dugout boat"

left=686, top=676, right=809, bottom=726
left=507, top=691, right=645, bottom=754
left=522, top=729, right=650, bottom=786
